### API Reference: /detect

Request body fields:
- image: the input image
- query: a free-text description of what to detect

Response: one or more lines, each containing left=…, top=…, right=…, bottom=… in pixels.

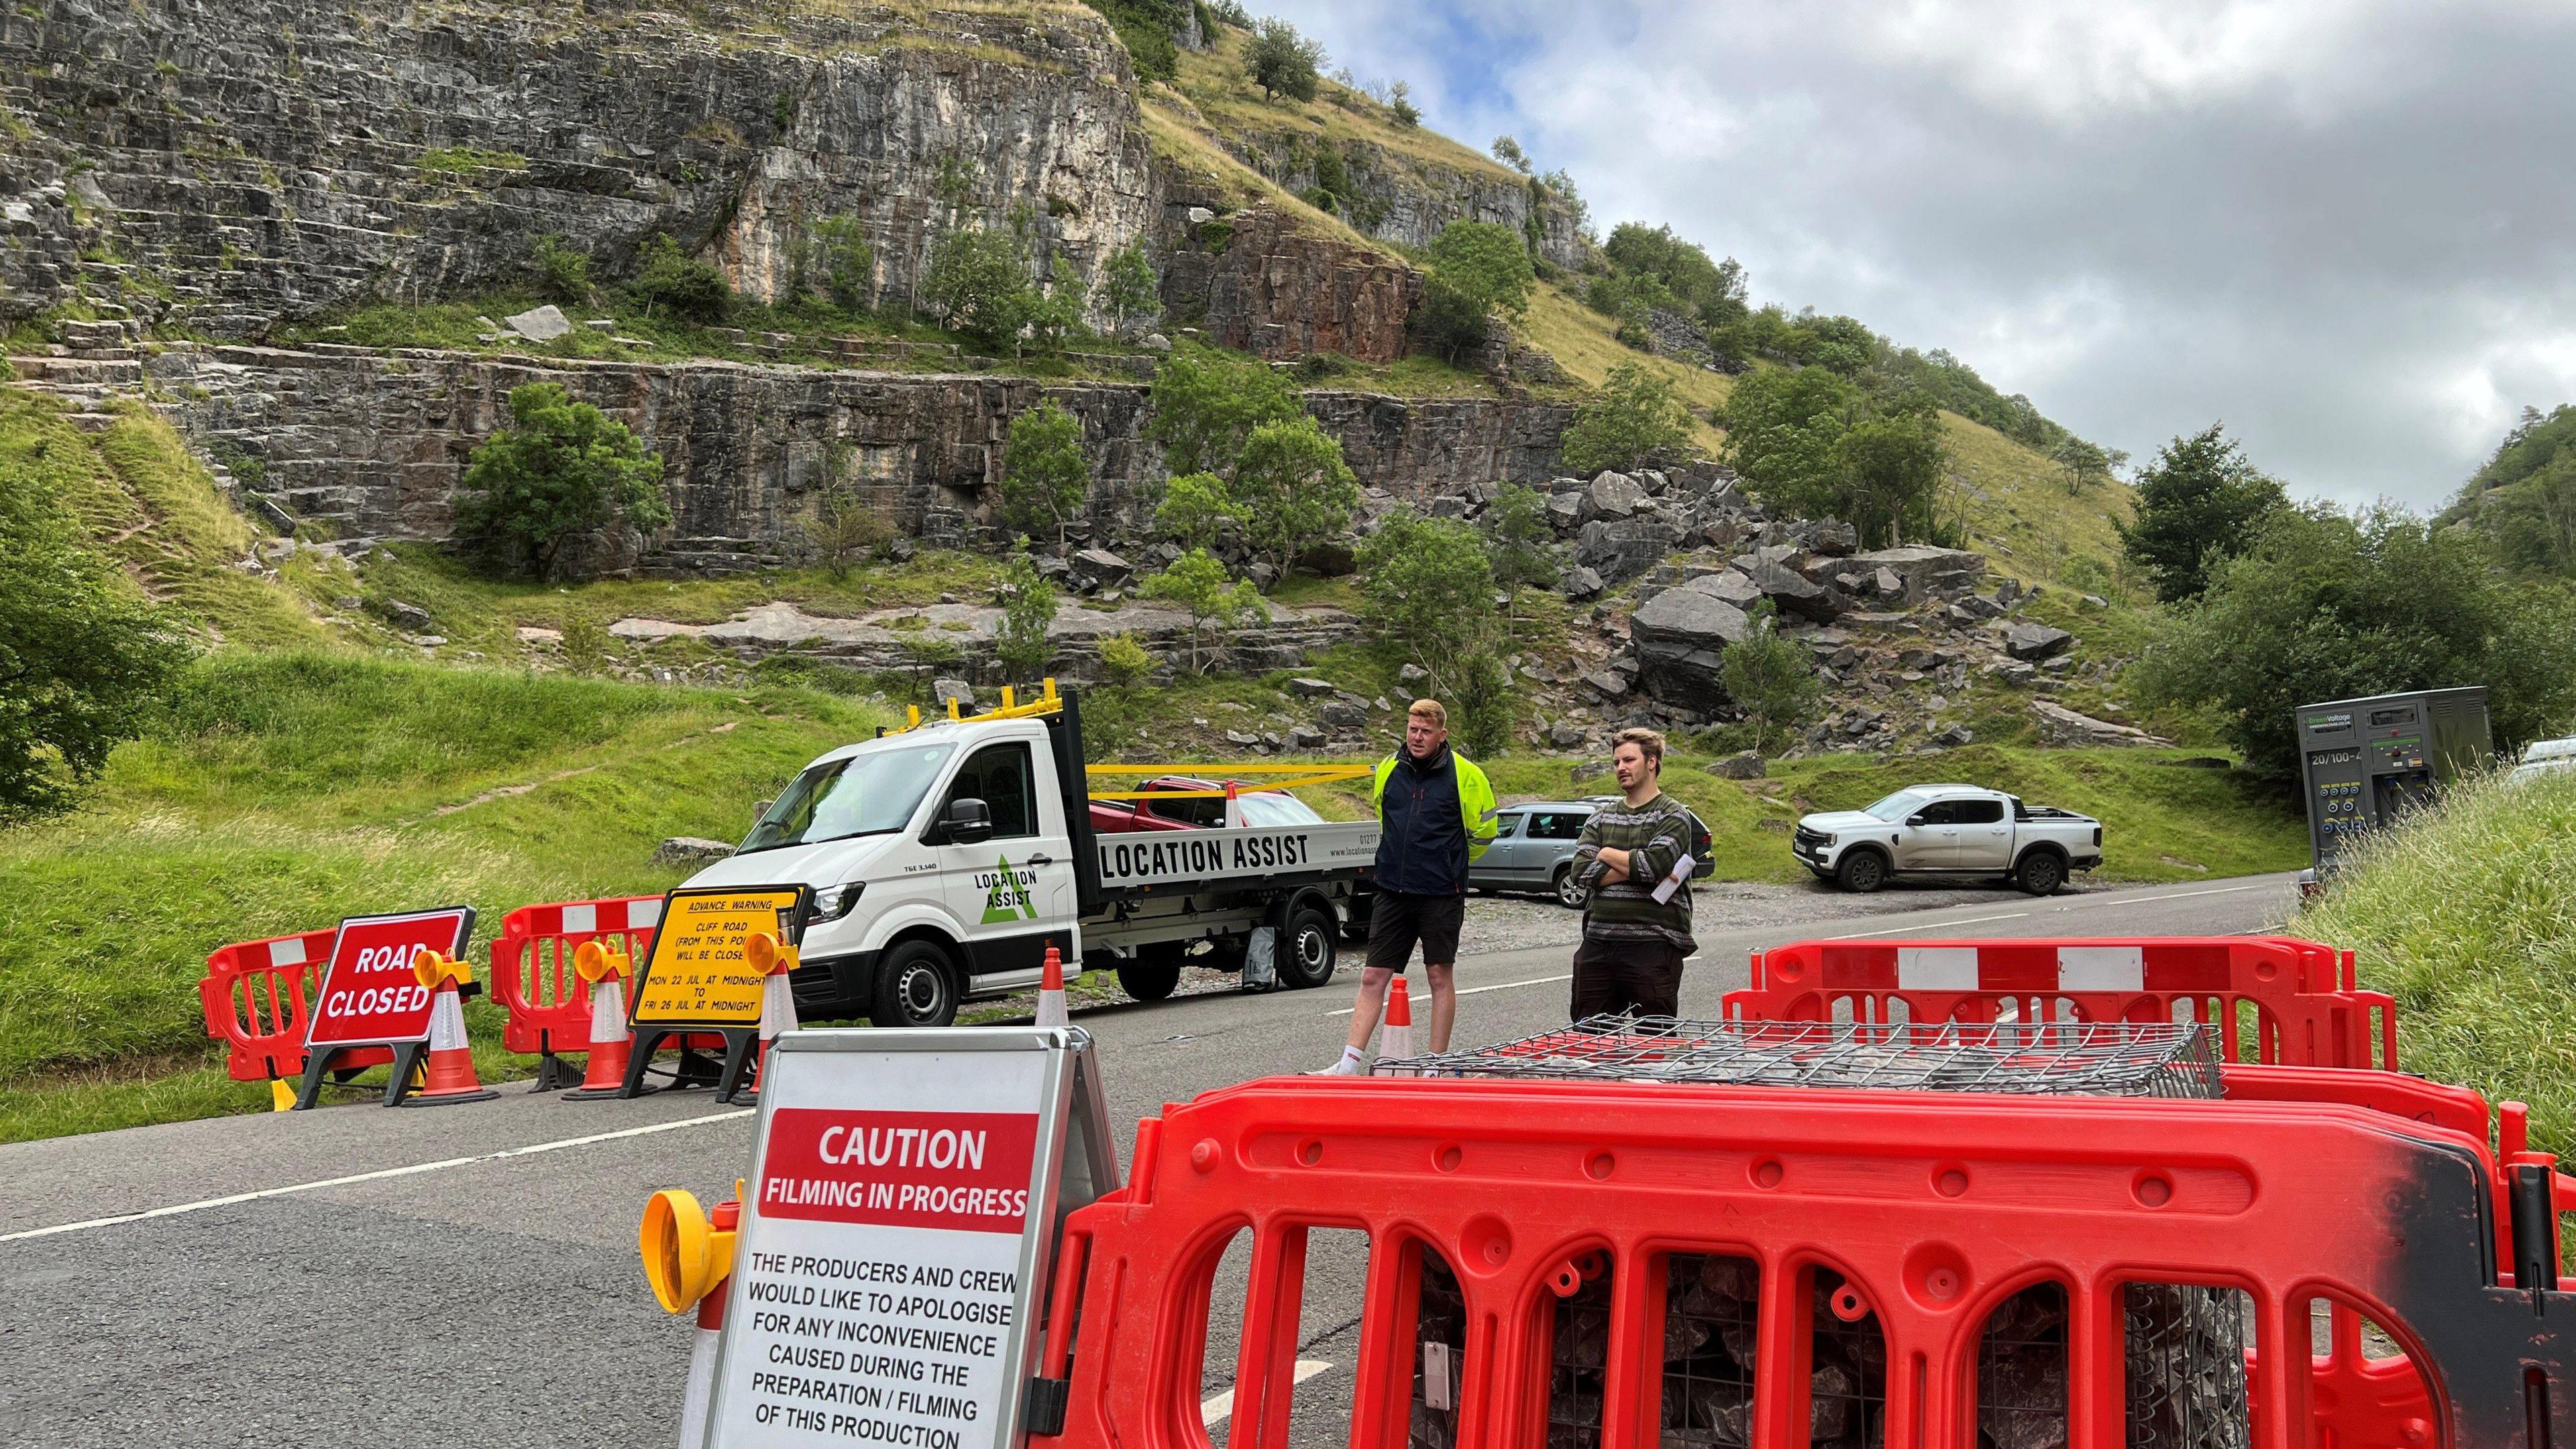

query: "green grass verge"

left=2297, top=769, right=2576, bottom=1155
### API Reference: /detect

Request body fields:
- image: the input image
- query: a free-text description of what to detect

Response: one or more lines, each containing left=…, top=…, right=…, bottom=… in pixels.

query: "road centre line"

left=1823, top=911, right=2029, bottom=940
left=1329, top=974, right=1574, bottom=1016
left=0, top=1109, right=755, bottom=1244
left=1203, top=1360, right=1333, bottom=1424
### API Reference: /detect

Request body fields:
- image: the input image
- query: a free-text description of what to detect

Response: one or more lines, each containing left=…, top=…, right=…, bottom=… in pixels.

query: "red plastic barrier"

left=1727, top=936, right=2394, bottom=1069
left=198, top=927, right=390, bottom=1083
left=488, top=896, right=665, bottom=1089
left=1034, top=1074, right=2571, bottom=1449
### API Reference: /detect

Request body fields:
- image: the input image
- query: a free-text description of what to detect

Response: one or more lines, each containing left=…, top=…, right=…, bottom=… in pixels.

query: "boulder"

left=1809, top=520, right=1859, bottom=557
left=1286, top=725, right=1329, bottom=749
left=1427, top=494, right=1472, bottom=520
left=1223, top=729, right=1260, bottom=746
left=1549, top=724, right=1589, bottom=749
left=1709, top=751, right=1766, bottom=780
left=1585, top=470, right=1648, bottom=519
left=1931, top=725, right=1976, bottom=748
left=2004, top=623, right=2075, bottom=661
left=502, top=304, right=573, bottom=342
left=1629, top=575, right=1754, bottom=711
left=1574, top=517, right=1684, bottom=586
left=1560, top=565, right=1605, bottom=600
left=653, top=837, right=736, bottom=866
left=374, top=598, right=434, bottom=631
left=1399, top=663, right=1430, bottom=686
left=1582, top=669, right=1629, bottom=697
left=1546, top=492, right=1586, bottom=531
left=2031, top=700, right=2169, bottom=748
left=934, top=678, right=975, bottom=708
left=1949, top=594, right=2004, bottom=622
left=1318, top=701, right=1366, bottom=729
left=1071, top=547, right=1132, bottom=582
left=1697, top=569, right=1765, bottom=608
left=1747, top=559, right=1849, bottom=623
left=1843, top=545, right=1987, bottom=602
left=1303, top=537, right=1357, bottom=576
left=1287, top=677, right=1338, bottom=698
left=1141, top=332, right=1173, bottom=352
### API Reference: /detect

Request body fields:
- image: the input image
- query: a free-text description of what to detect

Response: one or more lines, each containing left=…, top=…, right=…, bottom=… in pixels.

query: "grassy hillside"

left=2298, top=769, right=2576, bottom=1155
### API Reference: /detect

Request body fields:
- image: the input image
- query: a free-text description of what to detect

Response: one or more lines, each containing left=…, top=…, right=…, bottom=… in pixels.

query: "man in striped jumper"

left=1569, top=727, right=1698, bottom=1021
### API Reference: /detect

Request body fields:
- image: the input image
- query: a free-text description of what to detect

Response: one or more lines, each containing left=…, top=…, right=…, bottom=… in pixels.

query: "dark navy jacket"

left=1373, top=744, right=1469, bottom=896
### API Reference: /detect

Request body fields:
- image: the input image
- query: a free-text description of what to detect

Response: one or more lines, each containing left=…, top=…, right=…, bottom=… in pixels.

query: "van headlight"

left=812, top=881, right=864, bottom=922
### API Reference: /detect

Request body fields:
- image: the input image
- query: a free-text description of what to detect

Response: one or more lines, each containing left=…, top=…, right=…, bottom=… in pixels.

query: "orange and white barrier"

left=563, top=941, right=635, bottom=1101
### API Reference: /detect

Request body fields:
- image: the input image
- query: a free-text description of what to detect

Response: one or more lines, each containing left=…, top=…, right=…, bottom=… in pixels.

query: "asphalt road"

left=0, top=872, right=2300, bottom=1447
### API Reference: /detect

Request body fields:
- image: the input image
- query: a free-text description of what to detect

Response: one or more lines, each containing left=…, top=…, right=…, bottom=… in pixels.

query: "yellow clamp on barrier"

left=641, top=1181, right=743, bottom=1314
left=572, top=939, right=631, bottom=984
left=412, top=947, right=474, bottom=991
left=745, top=931, right=800, bottom=977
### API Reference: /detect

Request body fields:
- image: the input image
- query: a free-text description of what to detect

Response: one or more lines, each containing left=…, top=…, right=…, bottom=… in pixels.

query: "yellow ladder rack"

left=881, top=677, right=1373, bottom=799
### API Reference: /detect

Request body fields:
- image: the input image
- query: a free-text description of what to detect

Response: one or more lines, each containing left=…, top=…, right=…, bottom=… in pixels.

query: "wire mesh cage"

left=2125, top=1284, right=2253, bottom=1449
left=1377, top=1016, right=2225, bottom=1099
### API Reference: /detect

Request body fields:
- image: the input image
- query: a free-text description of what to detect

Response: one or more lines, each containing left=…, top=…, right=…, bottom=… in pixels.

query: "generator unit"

left=2296, top=686, right=2491, bottom=872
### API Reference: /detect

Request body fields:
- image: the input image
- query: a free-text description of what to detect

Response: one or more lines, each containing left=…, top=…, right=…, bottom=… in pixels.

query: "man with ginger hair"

left=1318, top=698, right=1496, bottom=1074
left=1569, top=726, right=1698, bottom=1022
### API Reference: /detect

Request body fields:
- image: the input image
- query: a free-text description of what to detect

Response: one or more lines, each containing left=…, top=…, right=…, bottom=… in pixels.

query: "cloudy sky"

left=1260, top=0, right=2576, bottom=510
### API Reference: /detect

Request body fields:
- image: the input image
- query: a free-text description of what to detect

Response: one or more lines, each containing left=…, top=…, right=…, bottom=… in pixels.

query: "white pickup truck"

left=1790, top=784, right=2102, bottom=895
left=678, top=692, right=1381, bottom=1026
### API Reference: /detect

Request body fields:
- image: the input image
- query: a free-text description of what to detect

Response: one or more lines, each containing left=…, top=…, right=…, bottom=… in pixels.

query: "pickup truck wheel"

left=2014, top=849, right=2066, bottom=896
left=1552, top=864, right=1589, bottom=910
left=1835, top=849, right=1890, bottom=894
left=869, top=941, right=959, bottom=1029
left=1277, top=905, right=1339, bottom=990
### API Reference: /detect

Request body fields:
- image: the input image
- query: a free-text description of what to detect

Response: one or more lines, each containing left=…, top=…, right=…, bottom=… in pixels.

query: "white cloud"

left=1258, top=0, right=2576, bottom=507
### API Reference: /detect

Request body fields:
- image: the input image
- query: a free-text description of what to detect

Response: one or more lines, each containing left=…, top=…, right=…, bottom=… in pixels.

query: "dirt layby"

left=622, top=930, right=2576, bottom=1449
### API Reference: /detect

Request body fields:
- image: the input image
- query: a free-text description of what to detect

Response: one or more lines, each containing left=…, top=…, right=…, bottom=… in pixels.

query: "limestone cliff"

left=0, top=0, right=1157, bottom=334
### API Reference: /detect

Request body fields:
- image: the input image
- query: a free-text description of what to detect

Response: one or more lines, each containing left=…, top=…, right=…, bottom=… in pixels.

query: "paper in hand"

left=1652, top=855, right=1695, bottom=904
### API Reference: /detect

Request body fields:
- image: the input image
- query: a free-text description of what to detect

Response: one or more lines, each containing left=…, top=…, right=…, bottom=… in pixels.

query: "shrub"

left=1560, top=362, right=1690, bottom=476
left=1000, top=400, right=1091, bottom=547
left=922, top=226, right=1036, bottom=354
left=1099, top=632, right=1156, bottom=691
left=1717, top=368, right=1950, bottom=549
left=814, top=217, right=875, bottom=310
left=0, top=458, right=193, bottom=818
left=453, top=382, right=672, bottom=579
left=1388, top=80, right=1420, bottom=127
left=803, top=445, right=890, bottom=579
left=531, top=233, right=592, bottom=305
left=1483, top=482, right=1559, bottom=608
left=1229, top=415, right=1358, bottom=579
left=1244, top=17, right=1323, bottom=101
left=1418, top=219, right=1536, bottom=362
left=1101, top=240, right=1159, bottom=338
left=1151, top=471, right=1232, bottom=550
left=1144, top=343, right=1301, bottom=475
left=629, top=235, right=731, bottom=323
left=2115, top=425, right=2290, bottom=604
left=2131, top=505, right=2576, bottom=779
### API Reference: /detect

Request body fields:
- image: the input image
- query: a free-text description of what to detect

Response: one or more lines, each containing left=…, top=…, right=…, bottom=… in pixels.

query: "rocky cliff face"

left=14, top=344, right=1570, bottom=570
left=0, top=0, right=1156, bottom=335
left=1155, top=202, right=1418, bottom=363
left=1214, top=129, right=1588, bottom=272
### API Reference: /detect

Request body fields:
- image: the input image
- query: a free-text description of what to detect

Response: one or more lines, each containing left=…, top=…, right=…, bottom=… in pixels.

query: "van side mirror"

left=942, top=798, right=993, bottom=845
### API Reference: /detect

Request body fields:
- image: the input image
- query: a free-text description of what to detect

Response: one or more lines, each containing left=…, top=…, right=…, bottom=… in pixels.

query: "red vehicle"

left=1087, top=776, right=1326, bottom=834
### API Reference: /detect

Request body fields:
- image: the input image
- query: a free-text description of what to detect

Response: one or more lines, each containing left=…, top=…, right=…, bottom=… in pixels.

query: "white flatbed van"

left=681, top=690, right=1380, bottom=1026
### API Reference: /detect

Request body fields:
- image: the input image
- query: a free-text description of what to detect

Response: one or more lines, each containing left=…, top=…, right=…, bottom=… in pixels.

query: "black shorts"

left=1366, top=890, right=1465, bottom=972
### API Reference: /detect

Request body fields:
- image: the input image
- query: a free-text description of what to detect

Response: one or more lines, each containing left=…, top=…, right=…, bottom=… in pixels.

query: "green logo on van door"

left=979, top=854, right=1038, bottom=924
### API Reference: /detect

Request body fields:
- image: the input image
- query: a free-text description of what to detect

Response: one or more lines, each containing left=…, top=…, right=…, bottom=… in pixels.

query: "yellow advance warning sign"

left=631, top=886, right=804, bottom=1026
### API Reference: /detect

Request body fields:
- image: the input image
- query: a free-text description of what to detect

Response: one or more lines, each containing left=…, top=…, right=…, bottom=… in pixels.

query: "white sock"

left=1342, top=1044, right=1366, bottom=1065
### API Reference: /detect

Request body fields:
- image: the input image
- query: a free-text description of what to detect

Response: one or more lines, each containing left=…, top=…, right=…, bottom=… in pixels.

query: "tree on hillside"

left=0, top=453, right=194, bottom=819
left=1560, top=361, right=1691, bottom=476
left=2050, top=435, right=2126, bottom=496
left=1000, top=400, right=1091, bottom=548
left=454, top=382, right=672, bottom=580
left=922, top=225, right=1036, bottom=354
left=1100, top=241, right=1160, bottom=339
left=531, top=234, right=592, bottom=305
left=2115, top=425, right=2290, bottom=604
left=2453, top=405, right=2576, bottom=576
left=630, top=234, right=732, bottom=323
left=994, top=549, right=1059, bottom=681
left=1832, top=396, right=1950, bottom=547
left=1144, top=343, right=1301, bottom=474
left=1084, top=0, right=1187, bottom=81
left=1152, top=471, right=1232, bottom=551
left=1140, top=547, right=1266, bottom=673
left=1719, top=368, right=1949, bottom=548
left=1600, top=223, right=1747, bottom=327
left=1387, top=80, right=1420, bottom=127
left=1357, top=509, right=1495, bottom=694
left=1244, top=17, right=1323, bottom=101
left=1720, top=601, right=1824, bottom=755
left=1228, top=415, right=1358, bottom=578
left=1419, top=219, right=1537, bottom=362
left=2131, top=506, right=2576, bottom=778
left=1482, top=482, right=1560, bottom=612
left=1490, top=136, right=1532, bottom=174
left=812, top=217, right=875, bottom=311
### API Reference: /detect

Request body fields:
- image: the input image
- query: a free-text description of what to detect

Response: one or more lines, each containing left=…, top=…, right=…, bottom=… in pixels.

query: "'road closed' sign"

left=702, top=1029, right=1117, bottom=1449
left=303, top=906, right=477, bottom=1049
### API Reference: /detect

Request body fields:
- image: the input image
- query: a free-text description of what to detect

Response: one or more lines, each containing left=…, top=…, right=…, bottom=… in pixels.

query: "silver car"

left=1472, top=800, right=1715, bottom=908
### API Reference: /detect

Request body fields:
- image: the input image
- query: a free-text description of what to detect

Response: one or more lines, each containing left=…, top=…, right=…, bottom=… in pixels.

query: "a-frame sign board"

left=695, top=1026, right=1120, bottom=1449
left=623, top=884, right=809, bottom=1102
left=294, top=906, right=477, bottom=1110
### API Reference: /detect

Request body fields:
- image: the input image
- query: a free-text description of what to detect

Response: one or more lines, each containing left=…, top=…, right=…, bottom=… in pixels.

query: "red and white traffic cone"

left=405, top=949, right=498, bottom=1106
left=1378, top=975, right=1414, bottom=1070
left=743, top=932, right=802, bottom=1097
left=564, top=941, right=636, bottom=1101
left=1036, top=941, right=1068, bottom=1030
left=675, top=1197, right=739, bottom=1449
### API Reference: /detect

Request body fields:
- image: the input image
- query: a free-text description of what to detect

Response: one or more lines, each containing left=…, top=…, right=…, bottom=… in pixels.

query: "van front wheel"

left=870, top=941, right=960, bottom=1028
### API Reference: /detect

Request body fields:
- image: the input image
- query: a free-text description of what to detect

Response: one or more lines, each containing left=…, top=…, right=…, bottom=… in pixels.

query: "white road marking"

left=1825, top=912, right=2027, bottom=940
left=1329, top=974, right=1574, bottom=1016
left=0, top=1109, right=755, bottom=1244
left=1202, top=1360, right=1334, bottom=1424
